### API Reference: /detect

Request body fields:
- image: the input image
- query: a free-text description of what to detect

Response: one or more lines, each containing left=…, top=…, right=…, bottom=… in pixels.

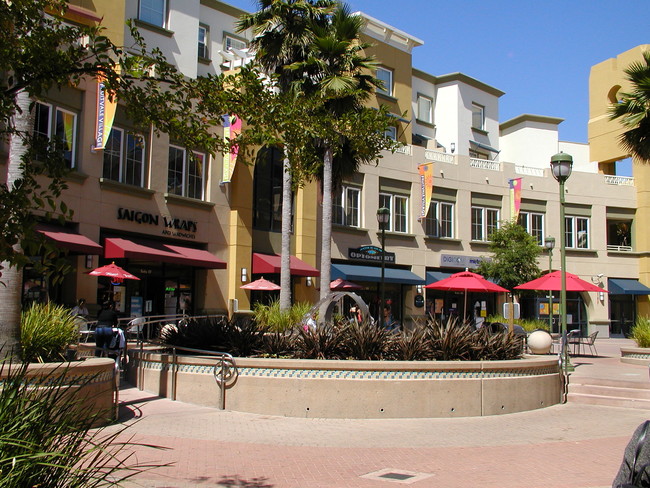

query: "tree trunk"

left=319, top=145, right=333, bottom=302
left=0, top=89, right=31, bottom=357
left=279, top=153, right=292, bottom=311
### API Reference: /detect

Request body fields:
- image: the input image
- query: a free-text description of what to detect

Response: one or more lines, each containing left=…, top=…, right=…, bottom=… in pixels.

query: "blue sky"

left=226, top=0, right=648, bottom=145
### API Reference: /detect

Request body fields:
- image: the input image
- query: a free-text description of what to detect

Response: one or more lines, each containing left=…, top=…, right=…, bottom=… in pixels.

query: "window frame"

left=34, top=101, right=78, bottom=168
left=423, top=201, right=454, bottom=238
left=138, top=0, right=168, bottom=28
left=471, top=206, right=499, bottom=242
left=198, top=23, right=209, bottom=59
left=471, top=102, right=485, bottom=131
left=518, top=211, right=545, bottom=246
left=167, top=145, right=207, bottom=200
left=384, top=126, right=397, bottom=141
left=379, top=192, right=409, bottom=234
left=417, top=94, right=433, bottom=124
left=376, top=67, right=394, bottom=97
left=224, top=34, right=247, bottom=52
left=565, top=216, right=590, bottom=249
left=333, top=185, right=361, bottom=228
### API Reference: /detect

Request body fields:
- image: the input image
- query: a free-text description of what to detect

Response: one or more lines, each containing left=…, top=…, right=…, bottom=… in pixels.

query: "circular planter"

left=528, top=330, right=553, bottom=355
left=621, top=346, right=650, bottom=366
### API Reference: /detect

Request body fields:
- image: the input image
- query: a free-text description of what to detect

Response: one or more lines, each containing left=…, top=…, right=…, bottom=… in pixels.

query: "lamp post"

left=377, top=207, right=390, bottom=328
left=544, top=236, right=555, bottom=332
left=550, top=152, right=573, bottom=378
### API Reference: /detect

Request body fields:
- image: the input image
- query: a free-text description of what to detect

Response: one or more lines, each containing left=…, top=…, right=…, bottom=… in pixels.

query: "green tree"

left=476, top=221, right=542, bottom=293
left=609, top=51, right=650, bottom=162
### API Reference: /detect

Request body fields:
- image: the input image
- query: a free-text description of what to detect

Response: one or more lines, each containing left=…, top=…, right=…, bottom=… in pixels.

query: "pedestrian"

left=613, top=420, right=650, bottom=487
left=95, top=301, right=119, bottom=357
left=71, top=298, right=89, bottom=319
left=383, top=304, right=400, bottom=333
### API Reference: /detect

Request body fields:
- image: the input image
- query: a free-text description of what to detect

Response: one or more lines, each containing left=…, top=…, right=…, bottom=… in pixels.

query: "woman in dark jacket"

left=95, top=301, right=118, bottom=356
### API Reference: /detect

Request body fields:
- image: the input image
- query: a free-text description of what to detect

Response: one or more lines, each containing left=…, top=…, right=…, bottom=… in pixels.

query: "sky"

left=225, top=0, right=649, bottom=147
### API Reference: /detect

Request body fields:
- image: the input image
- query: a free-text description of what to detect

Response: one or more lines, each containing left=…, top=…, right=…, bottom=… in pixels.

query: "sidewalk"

left=111, top=338, right=649, bottom=488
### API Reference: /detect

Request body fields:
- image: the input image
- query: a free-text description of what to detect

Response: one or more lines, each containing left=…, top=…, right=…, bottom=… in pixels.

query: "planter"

left=528, top=330, right=553, bottom=355
left=621, top=346, right=650, bottom=366
left=127, top=351, right=561, bottom=418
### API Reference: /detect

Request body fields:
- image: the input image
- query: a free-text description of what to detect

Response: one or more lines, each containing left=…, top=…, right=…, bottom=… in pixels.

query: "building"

left=10, top=1, right=645, bottom=337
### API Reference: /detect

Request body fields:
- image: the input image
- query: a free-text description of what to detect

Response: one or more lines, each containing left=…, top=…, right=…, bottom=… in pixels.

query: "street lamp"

left=377, top=207, right=390, bottom=328
left=550, top=152, right=573, bottom=379
left=544, top=236, right=555, bottom=332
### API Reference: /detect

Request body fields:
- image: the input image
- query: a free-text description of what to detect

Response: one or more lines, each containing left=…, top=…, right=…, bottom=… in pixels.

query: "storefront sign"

left=117, top=207, right=198, bottom=239
left=348, top=245, right=395, bottom=264
left=440, top=254, right=483, bottom=269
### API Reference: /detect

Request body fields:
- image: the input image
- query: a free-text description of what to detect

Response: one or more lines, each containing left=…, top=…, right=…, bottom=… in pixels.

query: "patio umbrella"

left=514, top=270, right=608, bottom=293
left=330, top=278, right=362, bottom=290
left=425, top=270, right=509, bottom=317
left=89, top=262, right=140, bottom=281
left=240, top=277, right=281, bottom=291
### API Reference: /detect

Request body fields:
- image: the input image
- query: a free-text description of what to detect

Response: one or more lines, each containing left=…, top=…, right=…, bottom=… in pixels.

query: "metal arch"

left=302, top=292, right=374, bottom=326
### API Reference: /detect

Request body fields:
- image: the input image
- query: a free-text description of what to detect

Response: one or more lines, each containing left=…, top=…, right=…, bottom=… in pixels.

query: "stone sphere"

left=527, top=330, right=553, bottom=354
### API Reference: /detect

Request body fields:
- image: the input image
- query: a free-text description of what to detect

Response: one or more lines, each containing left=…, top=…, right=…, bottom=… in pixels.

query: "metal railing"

left=424, top=150, right=456, bottom=164
left=470, top=158, right=501, bottom=171
left=607, top=244, right=633, bottom=252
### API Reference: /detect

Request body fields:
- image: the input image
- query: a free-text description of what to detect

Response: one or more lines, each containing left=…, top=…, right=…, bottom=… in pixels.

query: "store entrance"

left=609, top=295, right=635, bottom=337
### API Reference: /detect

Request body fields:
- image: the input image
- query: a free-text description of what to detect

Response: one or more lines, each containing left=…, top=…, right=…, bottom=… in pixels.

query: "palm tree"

left=286, top=4, right=381, bottom=302
left=609, top=51, right=650, bottom=162
left=237, top=0, right=336, bottom=310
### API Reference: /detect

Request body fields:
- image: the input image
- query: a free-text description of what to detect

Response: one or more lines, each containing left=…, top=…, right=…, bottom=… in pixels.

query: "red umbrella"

left=515, top=270, right=608, bottom=293
left=89, top=262, right=140, bottom=281
left=330, top=278, right=362, bottom=290
left=240, top=277, right=281, bottom=291
left=425, top=270, right=509, bottom=316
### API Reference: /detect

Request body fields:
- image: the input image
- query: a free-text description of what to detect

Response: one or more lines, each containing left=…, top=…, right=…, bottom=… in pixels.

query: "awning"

left=608, top=278, right=650, bottom=295
left=331, top=264, right=425, bottom=285
left=426, top=271, right=452, bottom=284
left=470, top=140, right=500, bottom=154
left=36, top=226, right=103, bottom=255
left=105, top=237, right=226, bottom=269
left=252, top=253, right=320, bottom=277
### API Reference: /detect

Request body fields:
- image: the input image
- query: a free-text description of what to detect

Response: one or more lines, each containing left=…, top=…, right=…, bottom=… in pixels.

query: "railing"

left=394, top=144, right=412, bottom=156
left=607, top=244, right=633, bottom=252
left=604, top=175, right=634, bottom=186
left=424, top=150, right=456, bottom=164
left=470, top=158, right=501, bottom=171
left=515, top=165, right=545, bottom=177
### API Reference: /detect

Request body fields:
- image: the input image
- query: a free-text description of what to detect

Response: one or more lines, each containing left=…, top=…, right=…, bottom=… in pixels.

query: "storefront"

left=608, top=278, right=650, bottom=336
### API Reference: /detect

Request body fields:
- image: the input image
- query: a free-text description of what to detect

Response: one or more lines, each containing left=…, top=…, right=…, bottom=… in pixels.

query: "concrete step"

left=569, top=376, right=650, bottom=390
left=567, top=392, right=650, bottom=410
left=569, top=383, right=650, bottom=400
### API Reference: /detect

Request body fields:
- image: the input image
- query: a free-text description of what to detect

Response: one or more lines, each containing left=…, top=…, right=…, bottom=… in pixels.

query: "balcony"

left=604, top=175, right=634, bottom=186
left=424, top=150, right=456, bottom=164
left=469, top=158, right=500, bottom=171
left=607, top=244, right=633, bottom=252
left=394, top=144, right=412, bottom=156
left=514, top=165, right=545, bottom=177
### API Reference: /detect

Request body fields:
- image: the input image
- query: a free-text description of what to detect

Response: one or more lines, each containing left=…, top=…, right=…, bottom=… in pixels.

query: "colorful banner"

left=418, top=163, right=434, bottom=221
left=222, top=114, right=242, bottom=183
left=509, top=178, right=522, bottom=221
left=92, top=76, right=117, bottom=150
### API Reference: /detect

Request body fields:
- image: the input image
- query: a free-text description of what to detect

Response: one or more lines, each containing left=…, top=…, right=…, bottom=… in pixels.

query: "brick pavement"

left=109, top=338, right=649, bottom=488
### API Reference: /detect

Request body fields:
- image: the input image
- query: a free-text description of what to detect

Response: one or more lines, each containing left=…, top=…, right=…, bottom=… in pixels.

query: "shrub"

left=20, top=303, right=79, bottom=363
left=222, top=316, right=265, bottom=357
left=159, top=316, right=228, bottom=350
left=261, top=329, right=298, bottom=358
left=253, top=300, right=311, bottom=332
left=631, top=316, right=650, bottom=348
left=473, top=327, right=524, bottom=360
left=0, top=360, right=161, bottom=487
left=295, top=322, right=345, bottom=359
left=486, top=314, right=549, bottom=332
left=341, top=320, right=390, bottom=360
left=427, top=319, right=476, bottom=361
left=388, top=326, right=433, bottom=361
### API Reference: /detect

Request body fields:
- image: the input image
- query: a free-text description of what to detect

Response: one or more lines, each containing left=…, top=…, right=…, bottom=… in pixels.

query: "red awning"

left=36, top=226, right=103, bottom=255
left=105, top=237, right=226, bottom=269
left=252, top=253, right=320, bottom=277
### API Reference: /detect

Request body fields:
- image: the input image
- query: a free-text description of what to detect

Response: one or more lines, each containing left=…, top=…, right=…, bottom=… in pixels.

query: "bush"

left=388, top=326, right=432, bottom=361
left=252, top=300, right=311, bottom=332
left=0, top=360, right=161, bottom=487
left=631, top=316, right=650, bottom=348
left=341, top=320, right=390, bottom=360
left=20, top=303, right=79, bottom=363
left=486, top=314, right=549, bottom=332
left=427, top=319, right=476, bottom=361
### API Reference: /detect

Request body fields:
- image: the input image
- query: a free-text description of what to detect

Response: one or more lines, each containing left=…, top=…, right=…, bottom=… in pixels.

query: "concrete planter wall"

left=127, top=351, right=561, bottom=418
left=1, top=358, right=118, bottom=425
left=621, top=346, right=650, bottom=366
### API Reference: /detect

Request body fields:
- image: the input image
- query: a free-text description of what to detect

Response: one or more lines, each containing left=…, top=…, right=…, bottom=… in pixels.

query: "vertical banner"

left=222, top=114, right=242, bottom=183
left=92, top=76, right=117, bottom=150
left=418, top=163, right=434, bottom=220
left=509, top=177, right=522, bottom=221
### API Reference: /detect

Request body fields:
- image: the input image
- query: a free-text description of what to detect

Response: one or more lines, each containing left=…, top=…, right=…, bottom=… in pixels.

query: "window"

left=224, top=35, right=247, bottom=52
left=139, top=0, right=166, bottom=27
left=471, top=103, right=485, bottom=130
left=417, top=95, right=433, bottom=124
left=607, top=220, right=632, bottom=250
left=333, top=186, right=360, bottom=227
left=376, top=67, right=393, bottom=97
left=253, top=146, right=292, bottom=232
left=423, top=201, right=454, bottom=238
left=33, top=102, right=77, bottom=168
left=379, top=193, right=409, bottom=233
left=103, top=128, right=146, bottom=186
left=198, top=24, right=209, bottom=59
left=565, top=216, right=589, bottom=249
left=471, top=206, right=499, bottom=241
left=384, top=126, right=397, bottom=141
left=518, top=212, right=544, bottom=246
left=167, top=146, right=206, bottom=200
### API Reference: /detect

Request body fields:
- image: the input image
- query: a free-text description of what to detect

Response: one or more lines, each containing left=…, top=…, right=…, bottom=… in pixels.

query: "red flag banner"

left=418, top=163, right=434, bottom=220
left=509, top=178, right=522, bottom=221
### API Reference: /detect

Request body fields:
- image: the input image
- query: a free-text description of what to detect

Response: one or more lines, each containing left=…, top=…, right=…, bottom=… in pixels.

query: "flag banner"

left=222, top=114, right=242, bottom=183
left=509, top=178, right=522, bottom=221
left=92, top=76, right=117, bottom=150
left=418, top=163, right=434, bottom=220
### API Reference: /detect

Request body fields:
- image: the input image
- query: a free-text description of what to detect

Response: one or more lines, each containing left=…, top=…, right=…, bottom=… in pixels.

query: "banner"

left=92, top=76, right=117, bottom=150
left=222, top=114, right=242, bottom=183
left=418, top=163, right=434, bottom=220
left=509, top=178, right=522, bottom=221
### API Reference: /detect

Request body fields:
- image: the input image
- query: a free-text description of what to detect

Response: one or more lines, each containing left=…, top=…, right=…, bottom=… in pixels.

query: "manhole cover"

left=381, top=472, right=414, bottom=481
left=361, top=468, right=433, bottom=484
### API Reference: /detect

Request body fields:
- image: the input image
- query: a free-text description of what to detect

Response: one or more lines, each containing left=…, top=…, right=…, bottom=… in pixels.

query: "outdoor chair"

left=567, top=329, right=582, bottom=355
left=580, top=330, right=599, bottom=356
left=127, top=316, right=146, bottom=341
